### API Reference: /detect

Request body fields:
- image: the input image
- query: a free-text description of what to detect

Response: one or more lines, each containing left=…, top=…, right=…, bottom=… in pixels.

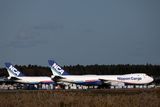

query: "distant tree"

left=0, top=64, right=160, bottom=77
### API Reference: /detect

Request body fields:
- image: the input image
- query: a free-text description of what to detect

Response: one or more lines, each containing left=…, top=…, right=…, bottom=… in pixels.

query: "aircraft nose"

left=149, top=77, right=154, bottom=83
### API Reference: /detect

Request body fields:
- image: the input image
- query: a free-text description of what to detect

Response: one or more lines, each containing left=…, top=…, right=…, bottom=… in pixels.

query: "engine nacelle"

left=111, top=82, right=125, bottom=86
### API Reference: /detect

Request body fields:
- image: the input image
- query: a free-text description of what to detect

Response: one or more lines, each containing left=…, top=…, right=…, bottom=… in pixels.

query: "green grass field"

left=0, top=88, right=159, bottom=107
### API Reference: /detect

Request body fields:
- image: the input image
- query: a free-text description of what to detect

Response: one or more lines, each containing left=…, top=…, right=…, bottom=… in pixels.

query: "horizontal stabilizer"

left=52, top=76, right=65, bottom=81
left=10, top=77, right=21, bottom=80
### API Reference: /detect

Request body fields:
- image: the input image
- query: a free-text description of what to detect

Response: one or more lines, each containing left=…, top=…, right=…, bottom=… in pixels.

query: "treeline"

left=0, top=64, right=160, bottom=77
left=64, top=64, right=160, bottom=76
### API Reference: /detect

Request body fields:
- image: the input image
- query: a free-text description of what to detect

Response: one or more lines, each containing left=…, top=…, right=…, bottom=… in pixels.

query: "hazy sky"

left=0, top=0, right=160, bottom=66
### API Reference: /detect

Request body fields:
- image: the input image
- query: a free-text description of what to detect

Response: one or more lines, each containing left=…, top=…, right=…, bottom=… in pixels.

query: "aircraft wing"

left=99, top=79, right=125, bottom=86
left=99, top=79, right=113, bottom=84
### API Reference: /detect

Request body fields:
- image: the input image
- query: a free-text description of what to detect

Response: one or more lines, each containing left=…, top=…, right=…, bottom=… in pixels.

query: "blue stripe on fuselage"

left=75, top=80, right=102, bottom=85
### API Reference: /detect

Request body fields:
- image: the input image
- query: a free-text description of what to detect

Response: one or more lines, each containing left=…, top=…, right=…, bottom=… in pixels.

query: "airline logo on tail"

left=52, top=63, right=64, bottom=75
left=8, top=65, right=20, bottom=76
left=5, top=63, right=22, bottom=77
left=48, top=60, right=69, bottom=75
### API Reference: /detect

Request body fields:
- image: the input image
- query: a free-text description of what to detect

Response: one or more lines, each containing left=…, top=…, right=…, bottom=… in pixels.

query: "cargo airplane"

left=48, top=60, right=154, bottom=86
left=5, top=62, right=54, bottom=84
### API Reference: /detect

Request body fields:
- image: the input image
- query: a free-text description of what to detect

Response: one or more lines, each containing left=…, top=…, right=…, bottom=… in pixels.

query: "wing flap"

left=99, top=79, right=111, bottom=84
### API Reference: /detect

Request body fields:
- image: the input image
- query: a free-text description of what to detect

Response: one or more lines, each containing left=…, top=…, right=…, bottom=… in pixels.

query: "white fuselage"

left=13, top=76, right=54, bottom=84
left=57, top=73, right=153, bottom=85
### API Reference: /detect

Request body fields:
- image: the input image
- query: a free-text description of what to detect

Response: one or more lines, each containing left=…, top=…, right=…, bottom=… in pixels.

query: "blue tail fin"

left=48, top=60, right=69, bottom=76
left=5, top=62, right=24, bottom=77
